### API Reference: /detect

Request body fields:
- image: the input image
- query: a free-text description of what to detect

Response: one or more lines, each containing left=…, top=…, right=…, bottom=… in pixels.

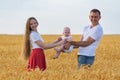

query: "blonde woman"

left=23, top=17, right=64, bottom=71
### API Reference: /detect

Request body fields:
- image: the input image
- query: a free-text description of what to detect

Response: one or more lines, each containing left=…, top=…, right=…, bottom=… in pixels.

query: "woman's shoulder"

left=30, top=31, right=40, bottom=36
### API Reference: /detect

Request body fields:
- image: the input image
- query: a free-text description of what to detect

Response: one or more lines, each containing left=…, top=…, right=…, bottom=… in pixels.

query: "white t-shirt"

left=61, top=35, right=73, bottom=41
left=61, top=35, right=74, bottom=53
left=78, top=24, right=103, bottom=56
left=30, top=31, right=44, bottom=49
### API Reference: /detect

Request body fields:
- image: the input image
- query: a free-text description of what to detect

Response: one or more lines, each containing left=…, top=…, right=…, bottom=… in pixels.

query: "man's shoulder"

left=83, top=25, right=90, bottom=30
left=97, top=24, right=103, bottom=31
left=84, top=25, right=90, bottom=28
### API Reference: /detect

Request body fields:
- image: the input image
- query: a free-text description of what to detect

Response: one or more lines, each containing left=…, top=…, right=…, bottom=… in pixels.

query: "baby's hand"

left=64, top=41, right=71, bottom=49
left=57, top=37, right=62, bottom=41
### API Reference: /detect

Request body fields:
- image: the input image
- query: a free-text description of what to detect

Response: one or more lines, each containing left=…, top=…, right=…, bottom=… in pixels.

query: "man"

left=65, top=9, right=103, bottom=69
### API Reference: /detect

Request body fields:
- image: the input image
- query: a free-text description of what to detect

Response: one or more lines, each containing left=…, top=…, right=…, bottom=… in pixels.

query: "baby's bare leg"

left=53, top=51, right=61, bottom=59
left=53, top=46, right=64, bottom=59
left=54, top=45, right=64, bottom=52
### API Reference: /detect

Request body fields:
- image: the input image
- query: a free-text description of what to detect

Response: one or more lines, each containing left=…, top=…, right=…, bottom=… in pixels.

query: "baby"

left=53, top=27, right=74, bottom=59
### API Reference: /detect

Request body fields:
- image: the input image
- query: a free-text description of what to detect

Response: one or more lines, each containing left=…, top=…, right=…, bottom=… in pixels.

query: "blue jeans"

left=77, top=55, right=95, bottom=69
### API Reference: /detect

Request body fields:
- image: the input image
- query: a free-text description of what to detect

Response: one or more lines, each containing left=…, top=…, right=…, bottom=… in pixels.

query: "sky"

left=0, top=0, right=120, bottom=34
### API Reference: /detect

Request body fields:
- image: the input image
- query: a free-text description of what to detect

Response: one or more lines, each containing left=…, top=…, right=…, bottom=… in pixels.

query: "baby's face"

left=63, top=29, right=70, bottom=37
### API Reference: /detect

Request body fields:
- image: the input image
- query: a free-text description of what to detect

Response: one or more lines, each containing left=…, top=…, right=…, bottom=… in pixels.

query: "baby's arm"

left=57, top=37, right=62, bottom=41
left=53, top=37, right=62, bottom=43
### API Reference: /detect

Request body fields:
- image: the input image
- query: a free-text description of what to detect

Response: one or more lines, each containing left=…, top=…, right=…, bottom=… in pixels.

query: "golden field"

left=0, top=34, right=120, bottom=80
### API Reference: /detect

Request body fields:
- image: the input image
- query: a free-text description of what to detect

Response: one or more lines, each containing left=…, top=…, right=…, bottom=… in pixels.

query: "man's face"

left=89, top=12, right=101, bottom=26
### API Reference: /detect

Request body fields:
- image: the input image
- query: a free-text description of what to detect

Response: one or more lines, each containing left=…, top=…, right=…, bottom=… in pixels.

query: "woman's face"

left=29, top=19, right=38, bottom=31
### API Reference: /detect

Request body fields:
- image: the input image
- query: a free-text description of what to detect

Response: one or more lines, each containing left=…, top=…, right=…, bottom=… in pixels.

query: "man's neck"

left=90, top=23, right=99, bottom=28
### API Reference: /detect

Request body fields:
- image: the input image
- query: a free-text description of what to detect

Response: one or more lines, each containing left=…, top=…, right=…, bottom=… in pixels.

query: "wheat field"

left=0, top=34, right=120, bottom=80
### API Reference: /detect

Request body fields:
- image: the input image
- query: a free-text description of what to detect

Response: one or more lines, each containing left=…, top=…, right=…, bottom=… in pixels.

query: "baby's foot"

left=53, top=56, right=58, bottom=59
left=53, top=53, right=60, bottom=59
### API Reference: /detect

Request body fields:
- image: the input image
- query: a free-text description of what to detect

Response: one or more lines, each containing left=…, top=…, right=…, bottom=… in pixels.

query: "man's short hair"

left=90, top=9, right=101, bottom=16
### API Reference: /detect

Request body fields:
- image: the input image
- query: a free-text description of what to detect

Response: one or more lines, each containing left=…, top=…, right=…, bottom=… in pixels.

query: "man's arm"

left=73, top=35, right=83, bottom=48
left=64, top=36, right=95, bottom=49
left=70, top=36, right=95, bottom=47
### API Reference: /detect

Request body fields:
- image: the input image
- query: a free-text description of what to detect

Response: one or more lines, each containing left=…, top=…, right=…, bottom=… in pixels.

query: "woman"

left=23, top=17, right=64, bottom=71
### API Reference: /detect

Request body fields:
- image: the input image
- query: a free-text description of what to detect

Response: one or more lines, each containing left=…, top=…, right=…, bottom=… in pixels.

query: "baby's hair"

left=63, top=26, right=70, bottom=32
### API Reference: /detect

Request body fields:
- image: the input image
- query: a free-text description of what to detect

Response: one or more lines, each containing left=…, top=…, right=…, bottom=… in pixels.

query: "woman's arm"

left=35, top=40, right=64, bottom=49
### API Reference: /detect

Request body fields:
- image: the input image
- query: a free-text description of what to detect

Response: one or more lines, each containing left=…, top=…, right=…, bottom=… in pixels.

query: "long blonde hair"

left=23, top=17, right=38, bottom=60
